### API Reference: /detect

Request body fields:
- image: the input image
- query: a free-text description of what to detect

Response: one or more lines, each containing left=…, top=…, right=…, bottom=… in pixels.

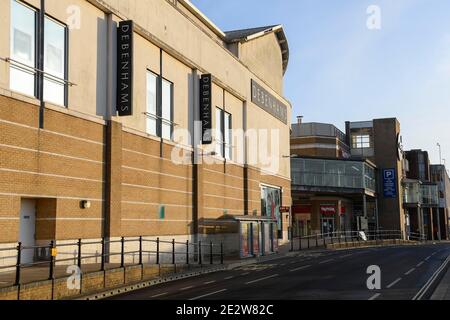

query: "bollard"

left=15, top=242, right=22, bottom=286
left=199, top=241, right=203, bottom=265
left=156, top=238, right=160, bottom=265
left=120, top=237, right=125, bottom=268
left=210, top=241, right=213, bottom=265
left=48, top=241, right=55, bottom=281
left=77, top=239, right=82, bottom=268
left=172, top=239, right=176, bottom=265
left=100, top=238, right=105, bottom=271
left=139, top=236, right=143, bottom=266
left=186, top=240, right=190, bottom=265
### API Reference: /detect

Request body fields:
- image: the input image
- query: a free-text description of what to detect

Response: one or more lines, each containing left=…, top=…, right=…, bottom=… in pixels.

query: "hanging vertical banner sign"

left=117, top=20, right=134, bottom=116
left=200, top=74, right=212, bottom=144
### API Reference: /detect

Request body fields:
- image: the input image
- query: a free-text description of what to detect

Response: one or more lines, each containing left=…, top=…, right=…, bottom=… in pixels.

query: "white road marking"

left=417, top=261, right=425, bottom=267
left=425, top=256, right=431, bottom=261
left=290, top=265, right=312, bottom=272
left=151, top=292, right=168, bottom=298
left=405, top=268, right=416, bottom=276
left=190, top=289, right=227, bottom=301
left=413, top=255, right=450, bottom=300
left=387, top=278, right=402, bottom=289
left=432, top=252, right=437, bottom=256
left=369, top=293, right=381, bottom=300
left=319, top=259, right=334, bottom=264
left=224, top=276, right=234, bottom=280
left=245, top=274, right=279, bottom=285
left=180, top=286, right=194, bottom=291
left=340, top=254, right=353, bottom=259
left=204, top=281, right=216, bottom=285
left=241, top=273, right=250, bottom=276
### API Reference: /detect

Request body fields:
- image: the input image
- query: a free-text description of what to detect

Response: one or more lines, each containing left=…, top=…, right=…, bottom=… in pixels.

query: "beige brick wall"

left=0, top=95, right=292, bottom=246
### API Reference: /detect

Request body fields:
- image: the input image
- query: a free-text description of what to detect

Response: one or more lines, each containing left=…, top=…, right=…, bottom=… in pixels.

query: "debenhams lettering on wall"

left=115, top=20, right=287, bottom=126
left=117, top=20, right=134, bottom=117
left=251, top=80, right=288, bottom=124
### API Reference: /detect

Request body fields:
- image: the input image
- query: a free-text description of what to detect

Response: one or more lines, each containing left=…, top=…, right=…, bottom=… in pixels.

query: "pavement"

left=431, top=262, right=450, bottom=300
left=106, top=243, right=450, bottom=300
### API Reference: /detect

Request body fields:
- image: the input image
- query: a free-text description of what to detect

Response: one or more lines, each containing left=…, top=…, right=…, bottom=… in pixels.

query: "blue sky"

left=191, top=0, right=450, bottom=166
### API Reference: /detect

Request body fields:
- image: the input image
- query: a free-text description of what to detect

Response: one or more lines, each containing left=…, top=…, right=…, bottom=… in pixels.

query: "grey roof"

left=224, top=25, right=290, bottom=74
left=224, top=25, right=279, bottom=42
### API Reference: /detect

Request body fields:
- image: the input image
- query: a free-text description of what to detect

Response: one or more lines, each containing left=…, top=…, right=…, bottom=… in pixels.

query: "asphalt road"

left=107, top=244, right=450, bottom=300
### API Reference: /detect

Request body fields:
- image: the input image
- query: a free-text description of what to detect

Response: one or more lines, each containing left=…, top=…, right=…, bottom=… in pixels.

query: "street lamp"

left=437, top=143, right=442, bottom=165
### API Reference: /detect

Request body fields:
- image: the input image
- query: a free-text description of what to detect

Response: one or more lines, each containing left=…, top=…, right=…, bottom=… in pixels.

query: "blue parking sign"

left=383, top=169, right=397, bottom=198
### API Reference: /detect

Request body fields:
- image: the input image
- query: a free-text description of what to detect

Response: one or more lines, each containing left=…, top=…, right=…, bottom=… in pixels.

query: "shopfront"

left=292, top=205, right=312, bottom=237
left=320, top=205, right=337, bottom=235
left=261, top=185, right=283, bottom=239
left=238, top=217, right=278, bottom=258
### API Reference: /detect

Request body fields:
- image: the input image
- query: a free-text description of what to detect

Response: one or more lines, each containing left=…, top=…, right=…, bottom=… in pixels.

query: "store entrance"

left=321, top=217, right=335, bottom=236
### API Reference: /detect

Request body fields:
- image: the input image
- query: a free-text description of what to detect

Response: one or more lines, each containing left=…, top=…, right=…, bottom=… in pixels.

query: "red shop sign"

left=320, top=206, right=336, bottom=215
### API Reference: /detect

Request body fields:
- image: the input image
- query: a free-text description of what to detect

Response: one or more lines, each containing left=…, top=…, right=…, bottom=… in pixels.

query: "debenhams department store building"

left=0, top=0, right=292, bottom=260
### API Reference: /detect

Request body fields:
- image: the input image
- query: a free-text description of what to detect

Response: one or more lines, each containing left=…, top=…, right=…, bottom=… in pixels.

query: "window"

left=146, top=71, right=158, bottom=136
left=161, top=78, right=173, bottom=140
left=10, top=0, right=36, bottom=97
left=9, top=1, right=68, bottom=106
left=145, top=71, right=174, bottom=140
left=261, top=185, right=282, bottom=239
left=215, top=108, right=223, bottom=157
left=215, top=108, right=232, bottom=160
left=43, top=17, right=66, bottom=106
left=352, top=135, right=371, bottom=149
left=224, top=112, right=232, bottom=160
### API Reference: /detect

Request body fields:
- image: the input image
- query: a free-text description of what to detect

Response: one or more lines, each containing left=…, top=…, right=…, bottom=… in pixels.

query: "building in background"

left=0, top=0, right=292, bottom=265
left=290, top=120, right=377, bottom=236
left=403, top=150, right=440, bottom=240
left=291, top=117, right=350, bottom=159
left=430, top=165, right=450, bottom=240
left=345, top=118, right=407, bottom=234
left=291, top=117, right=409, bottom=237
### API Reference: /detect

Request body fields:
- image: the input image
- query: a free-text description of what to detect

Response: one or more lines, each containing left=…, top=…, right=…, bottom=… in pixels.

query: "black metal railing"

left=0, top=236, right=224, bottom=287
left=289, top=230, right=426, bottom=252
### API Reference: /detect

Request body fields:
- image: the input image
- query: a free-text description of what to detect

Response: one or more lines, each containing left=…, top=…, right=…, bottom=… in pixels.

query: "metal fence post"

left=156, top=238, right=160, bottom=265
left=48, top=241, right=55, bottom=281
left=77, top=239, right=82, bottom=269
left=100, top=238, right=105, bottom=271
left=139, top=236, right=143, bottom=266
left=331, top=233, right=334, bottom=245
left=15, top=242, right=22, bottom=286
left=299, top=236, right=302, bottom=251
left=120, top=237, right=125, bottom=268
left=199, top=241, right=202, bottom=265
left=220, top=243, right=224, bottom=265
left=172, top=239, right=176, bottom=265
left=307, top=236, right=310, bottom=249
left=156, top=238, right=160, bottom=264
left=290, top=233, right=294, bottom=252
left=210, top=241, right=213, bottom=265
left=316, top=234, right=319, bottom=248
left=186, top=240, right=189, bottom=265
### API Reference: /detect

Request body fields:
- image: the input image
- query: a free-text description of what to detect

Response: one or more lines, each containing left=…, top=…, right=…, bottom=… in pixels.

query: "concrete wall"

left=239, top=33, right=284, bottom=95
